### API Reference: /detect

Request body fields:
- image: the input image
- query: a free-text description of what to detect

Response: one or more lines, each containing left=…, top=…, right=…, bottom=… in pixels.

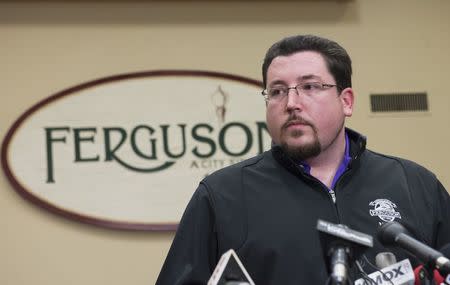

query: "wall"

left=1, top=1, right=449, bottom=284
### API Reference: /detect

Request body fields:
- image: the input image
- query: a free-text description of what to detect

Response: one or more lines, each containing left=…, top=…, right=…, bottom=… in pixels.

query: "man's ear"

left=340, top=87, right=354, bottom=117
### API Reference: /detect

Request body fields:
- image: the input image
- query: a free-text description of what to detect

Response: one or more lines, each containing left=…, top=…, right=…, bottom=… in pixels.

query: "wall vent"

left=370, top=93, right=428, bottom=112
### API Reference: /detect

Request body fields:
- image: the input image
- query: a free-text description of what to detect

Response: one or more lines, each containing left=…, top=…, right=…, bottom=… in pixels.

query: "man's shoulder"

left=364, top=149, right=437, bottom=179
left=207, top=151, right=269, bottom=176
left=201, top=151, right=272, bottom=188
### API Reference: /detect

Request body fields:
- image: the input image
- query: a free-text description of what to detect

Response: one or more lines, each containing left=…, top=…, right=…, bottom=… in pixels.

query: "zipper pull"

left=329, top=189, right=336, bottom=203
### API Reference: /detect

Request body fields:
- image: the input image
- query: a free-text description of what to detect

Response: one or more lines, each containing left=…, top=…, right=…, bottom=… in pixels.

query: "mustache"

left=282, top=114, right=313, bottom=129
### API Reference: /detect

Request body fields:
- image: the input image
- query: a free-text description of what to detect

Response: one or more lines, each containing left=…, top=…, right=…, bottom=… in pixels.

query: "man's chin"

left=280, top=139, right=321, bottom=162
left=282, top=136, right=314, bottom=148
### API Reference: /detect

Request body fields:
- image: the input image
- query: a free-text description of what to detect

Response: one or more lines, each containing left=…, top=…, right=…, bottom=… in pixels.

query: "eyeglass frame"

left=261, top=82, right=338, bottom=102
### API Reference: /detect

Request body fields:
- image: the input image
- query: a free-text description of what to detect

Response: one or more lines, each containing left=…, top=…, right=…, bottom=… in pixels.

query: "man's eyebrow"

left=268, top=75, right=322, bottom=87
left=267, top=80, right=287, bottom=87
left=298, top=74, right=321, bottom=81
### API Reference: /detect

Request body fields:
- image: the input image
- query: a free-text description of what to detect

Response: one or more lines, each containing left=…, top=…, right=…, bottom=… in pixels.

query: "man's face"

left=265, top=51, right=354, bottom=161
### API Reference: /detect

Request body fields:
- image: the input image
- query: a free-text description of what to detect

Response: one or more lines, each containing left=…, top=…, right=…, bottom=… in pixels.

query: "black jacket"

left=156, top=129, right=450, bottom=285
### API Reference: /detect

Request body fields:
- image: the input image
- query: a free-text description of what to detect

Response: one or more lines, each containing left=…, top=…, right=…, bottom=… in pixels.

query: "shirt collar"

left=299, top=131, right=351, bottom=189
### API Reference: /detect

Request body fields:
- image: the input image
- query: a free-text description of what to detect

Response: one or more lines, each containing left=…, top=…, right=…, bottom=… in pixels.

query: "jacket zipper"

left=300, top=171, right=340, bottom=221
left=329, top=189, right=336, bottom=203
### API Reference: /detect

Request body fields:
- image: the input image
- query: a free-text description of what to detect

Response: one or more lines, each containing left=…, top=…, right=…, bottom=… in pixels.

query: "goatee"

left=281, top=134, right=321, bottom=162
left=280, top=114, right=321, bottom=161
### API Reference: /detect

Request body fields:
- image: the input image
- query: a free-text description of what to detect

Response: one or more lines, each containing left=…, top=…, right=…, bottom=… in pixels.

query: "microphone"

left=376, top=252, right=398, bottom=269
left=207, top=249, right=255, bottom=285
left=378, top=222, right=450, bottom=276
left=413, top=265, right=444, bottom=285
left=414, top=244, right=450, bottom=285
left=440, top=244, right=450, bottom=284
left=355, top=257, right=415, bottom=285
left=443, top=245, right=450, bottom=284
left=317, top=219, right=373, bottom=285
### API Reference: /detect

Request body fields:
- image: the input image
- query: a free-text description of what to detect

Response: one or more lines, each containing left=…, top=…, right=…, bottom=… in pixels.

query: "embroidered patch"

left=369, top=199, right=402, bottom=222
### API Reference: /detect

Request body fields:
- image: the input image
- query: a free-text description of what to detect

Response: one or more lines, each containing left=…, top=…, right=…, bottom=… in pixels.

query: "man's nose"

left=286, top=87, right=304, bottom=110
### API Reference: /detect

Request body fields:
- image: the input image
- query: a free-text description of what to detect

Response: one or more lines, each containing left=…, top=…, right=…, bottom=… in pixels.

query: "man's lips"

left=283, top=120, right=311, bottom=130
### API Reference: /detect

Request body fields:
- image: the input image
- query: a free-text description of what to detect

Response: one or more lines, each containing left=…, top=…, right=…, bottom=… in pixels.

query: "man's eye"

left=269, top=88, right=284, bottom=97
left=302, top=83, right=321, bottom=91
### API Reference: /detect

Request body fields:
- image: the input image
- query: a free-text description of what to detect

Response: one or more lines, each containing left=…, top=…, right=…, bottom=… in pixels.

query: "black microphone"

left=440, top=244, right=450, bottom=285
left=377, top=222, right=450, bottom=276
left=414, top=244, right=450, bottom=285
left=317, top=219, right=374, bottom=285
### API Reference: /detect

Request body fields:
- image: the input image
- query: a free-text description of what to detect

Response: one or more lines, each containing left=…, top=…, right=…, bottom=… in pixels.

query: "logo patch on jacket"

left=369, top=199, right=402, bottom=222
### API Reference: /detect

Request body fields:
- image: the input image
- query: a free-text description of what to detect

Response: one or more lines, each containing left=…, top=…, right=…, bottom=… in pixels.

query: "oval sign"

left=1, top=70, right=271, bottom=231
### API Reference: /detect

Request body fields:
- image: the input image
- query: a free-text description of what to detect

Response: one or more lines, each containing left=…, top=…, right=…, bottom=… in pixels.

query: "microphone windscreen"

left=376, top=252, right=397, bottom=269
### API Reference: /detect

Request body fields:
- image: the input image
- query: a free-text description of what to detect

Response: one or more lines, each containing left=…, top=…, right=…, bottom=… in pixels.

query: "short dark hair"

left=262, top=35, right=352, bottom=93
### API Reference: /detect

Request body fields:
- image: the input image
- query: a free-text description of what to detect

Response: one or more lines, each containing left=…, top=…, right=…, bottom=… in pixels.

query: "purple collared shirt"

left=300, top=132, right=351, bottom=191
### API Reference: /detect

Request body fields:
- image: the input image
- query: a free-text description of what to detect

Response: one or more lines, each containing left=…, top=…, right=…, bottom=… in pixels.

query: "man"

left=156, top=35, right=450, bottom=284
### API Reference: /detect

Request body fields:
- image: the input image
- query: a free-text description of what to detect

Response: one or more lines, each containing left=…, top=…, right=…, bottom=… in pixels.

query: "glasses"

left=261, top=82, right=337, bottom=102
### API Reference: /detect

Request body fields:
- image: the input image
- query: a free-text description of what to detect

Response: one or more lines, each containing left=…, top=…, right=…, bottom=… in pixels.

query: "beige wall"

left=1, top=1, right=449, bottom=284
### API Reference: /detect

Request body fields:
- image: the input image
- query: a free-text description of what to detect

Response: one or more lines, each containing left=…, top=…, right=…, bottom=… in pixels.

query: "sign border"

left=1, top=69, right=263, bottom=231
